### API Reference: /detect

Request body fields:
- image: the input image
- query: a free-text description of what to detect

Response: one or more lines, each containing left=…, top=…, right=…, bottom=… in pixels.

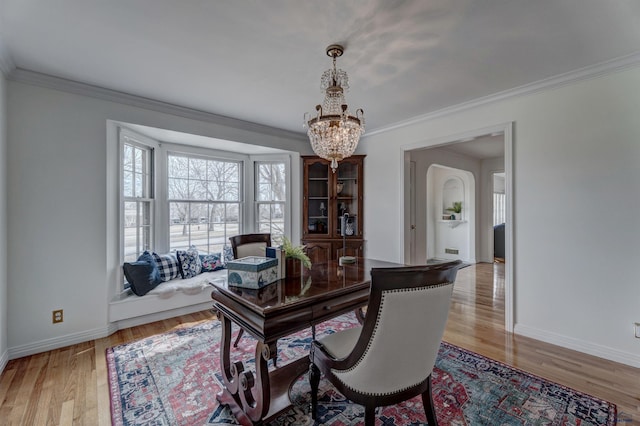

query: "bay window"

left=117, top=127, right=290, bottom=292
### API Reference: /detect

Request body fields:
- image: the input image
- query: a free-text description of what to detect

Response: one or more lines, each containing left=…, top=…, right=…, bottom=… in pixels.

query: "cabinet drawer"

left=311, top=288, right=368, bottom=321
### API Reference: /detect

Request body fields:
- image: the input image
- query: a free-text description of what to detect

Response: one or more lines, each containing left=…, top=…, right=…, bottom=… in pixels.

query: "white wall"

left=362, top=65, right=640, bottom=367
left=0, top=66, right=8, bottom=370
left=6, top=78, right=309, bottom=356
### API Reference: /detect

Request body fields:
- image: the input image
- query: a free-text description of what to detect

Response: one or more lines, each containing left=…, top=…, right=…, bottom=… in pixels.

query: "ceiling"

left=1, top=0, right=640, bottom=137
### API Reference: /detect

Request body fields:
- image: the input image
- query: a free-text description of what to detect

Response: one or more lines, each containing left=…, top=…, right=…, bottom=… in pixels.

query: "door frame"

left=402, top=122, right=514, bottom=332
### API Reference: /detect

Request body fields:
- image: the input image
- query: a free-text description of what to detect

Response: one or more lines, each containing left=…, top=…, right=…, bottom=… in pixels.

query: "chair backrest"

left=333, top=260, right=461, bottom=396
left=229, top=233, right=271, bottom=259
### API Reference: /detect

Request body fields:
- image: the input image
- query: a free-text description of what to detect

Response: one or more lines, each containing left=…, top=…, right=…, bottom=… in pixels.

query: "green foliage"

left=446, top=201, right=463, bottom=214
left=282, top=236, right=312, bottom=269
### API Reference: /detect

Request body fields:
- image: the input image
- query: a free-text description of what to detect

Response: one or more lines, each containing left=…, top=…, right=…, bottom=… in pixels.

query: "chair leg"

left=233, top=329, right=244, bottom=348
left=364, top=405, right=376, bottom=426
left=422, top=374, right=438, bottom=426
left=309, top=363, right=320, bottom=420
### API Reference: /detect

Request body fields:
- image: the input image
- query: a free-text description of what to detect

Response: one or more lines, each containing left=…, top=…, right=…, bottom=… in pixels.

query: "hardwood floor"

left=0, top=262, right=638, bottom=425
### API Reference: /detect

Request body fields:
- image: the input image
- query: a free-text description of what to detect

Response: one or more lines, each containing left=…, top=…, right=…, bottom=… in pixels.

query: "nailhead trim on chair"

left=332, top=282, right=453, bottom=396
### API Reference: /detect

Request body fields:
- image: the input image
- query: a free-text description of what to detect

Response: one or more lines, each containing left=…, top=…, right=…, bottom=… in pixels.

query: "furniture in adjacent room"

left=301, top=155, right=365, bottom=264
left=493, top=223, right=505, bottom=260
left=309, top=260, right=462, bottom=426
left=210, top=257, right=401, bottom=425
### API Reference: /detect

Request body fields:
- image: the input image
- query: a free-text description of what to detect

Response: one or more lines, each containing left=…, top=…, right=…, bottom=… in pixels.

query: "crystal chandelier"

left=304, top=44, right=365, bottom=173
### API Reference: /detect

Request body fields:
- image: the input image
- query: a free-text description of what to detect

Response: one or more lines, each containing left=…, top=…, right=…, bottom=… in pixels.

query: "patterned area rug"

left=107, top=314, right=616, bottom=425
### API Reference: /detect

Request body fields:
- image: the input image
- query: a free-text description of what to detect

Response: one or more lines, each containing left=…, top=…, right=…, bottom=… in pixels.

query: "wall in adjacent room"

left=361, top=64, right=640, bottom=367
left=6, top=77, right=309, bottom=356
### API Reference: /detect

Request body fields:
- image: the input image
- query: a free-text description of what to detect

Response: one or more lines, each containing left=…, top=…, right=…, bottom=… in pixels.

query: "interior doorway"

left=425, top=164, right=476, bottom=264
left=402, top=123, right=513, bottom=332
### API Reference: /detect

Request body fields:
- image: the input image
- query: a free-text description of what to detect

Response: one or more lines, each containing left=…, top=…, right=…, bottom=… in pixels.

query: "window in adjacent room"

left=168, top=153, right=241, bottom=254
left=255, top=161, right=286, bottom=245
left=493, top=172, right=506, bottom=226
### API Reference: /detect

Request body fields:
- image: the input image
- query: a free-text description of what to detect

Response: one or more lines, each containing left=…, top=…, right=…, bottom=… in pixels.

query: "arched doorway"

left=426, top=165, right=475, bottom=263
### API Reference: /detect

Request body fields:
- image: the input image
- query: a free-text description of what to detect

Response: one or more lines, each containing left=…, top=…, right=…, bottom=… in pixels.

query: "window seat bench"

left=109, top=270, right=227, bottom=327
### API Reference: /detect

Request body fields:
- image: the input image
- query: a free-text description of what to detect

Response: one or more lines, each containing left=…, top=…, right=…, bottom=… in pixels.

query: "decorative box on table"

left=226, top=256, right=279, bottom=289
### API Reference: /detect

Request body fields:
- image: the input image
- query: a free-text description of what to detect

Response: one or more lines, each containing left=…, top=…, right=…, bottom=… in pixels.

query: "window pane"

left=123, top=227, right=138, bottom=262
left=257, top=163, right=271, bottom=185
left=189, top=178, right=207, bottom=200
left=272, top=164, right=286, bottom=202
left=258, top=204, right=271, bottom=221
left=168, top=177, right=188, bottom=200
left=123, top=171, right=133, bottom=197
left=257, top=183, right=271, bottom=202
left=134, top=147, right=143, bottom=174
left=189, top=157, right=206, bottom=178
left=134, top=172, right=143, bottom=197
left=225, top=182, right=239, bottom=201
left=140, top=201, right=152, bottom=226
left=123, top=145, right=133, bottom=172
left=255, top=162, right=286, bottom=238
left=168, top=155, right=188, bottom=178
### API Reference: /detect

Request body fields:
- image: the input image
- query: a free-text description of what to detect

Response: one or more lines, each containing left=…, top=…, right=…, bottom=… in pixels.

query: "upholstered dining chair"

left=309, top=260, right=462, bottom=426
left=227, top=233, right=275, bottom=361
left=229, top=233, right=271, bottom=259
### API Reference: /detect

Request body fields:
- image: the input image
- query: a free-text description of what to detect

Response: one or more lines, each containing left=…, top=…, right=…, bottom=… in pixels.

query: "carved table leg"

left=215, top=310, right=278, bottom=425
left=218, top=311, right=242, bottom=396
left=237, top=341, right=275, bottom=422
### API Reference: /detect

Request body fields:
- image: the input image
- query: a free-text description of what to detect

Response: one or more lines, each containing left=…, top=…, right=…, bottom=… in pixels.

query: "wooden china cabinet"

left=302, top=155, right=365, bottom=264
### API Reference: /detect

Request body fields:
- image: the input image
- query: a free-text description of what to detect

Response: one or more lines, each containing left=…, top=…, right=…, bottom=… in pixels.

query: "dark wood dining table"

left=210, top=257, right=401, bottom=425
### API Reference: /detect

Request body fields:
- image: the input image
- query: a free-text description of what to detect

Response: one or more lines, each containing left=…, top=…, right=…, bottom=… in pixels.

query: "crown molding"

left=7, top=68, right=306, bottom=141
left=0, top=39, right=16, bottom=76
left=367, top=51, right=640, bottom=137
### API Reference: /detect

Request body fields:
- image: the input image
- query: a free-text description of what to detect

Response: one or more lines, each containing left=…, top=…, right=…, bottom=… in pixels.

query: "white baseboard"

left=514, top=323, right=640, bottom=368
left=8, top=326, right=113, bottom=360
left=7, top=303, right=214, bottom=361
left=0, top=349, right=8, bottom=374
left=111, top=302, right=213, bottom=330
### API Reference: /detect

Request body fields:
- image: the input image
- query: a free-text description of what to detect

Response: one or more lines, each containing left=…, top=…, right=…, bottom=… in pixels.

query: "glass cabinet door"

left=306, top=160, right=329, bottom=236
left=335, top=160, right=360, bottom=237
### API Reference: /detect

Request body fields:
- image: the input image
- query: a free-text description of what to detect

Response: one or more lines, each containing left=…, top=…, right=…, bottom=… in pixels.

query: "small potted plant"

left=282, top=236, right=312, bottom=279
left=446, top=201, right=463, bottom=220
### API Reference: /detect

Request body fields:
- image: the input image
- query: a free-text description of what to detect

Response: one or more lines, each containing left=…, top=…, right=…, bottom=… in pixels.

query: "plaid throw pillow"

left=150, top=252, right=180, bottom=282
left=176, top=247, right=202, bottom=279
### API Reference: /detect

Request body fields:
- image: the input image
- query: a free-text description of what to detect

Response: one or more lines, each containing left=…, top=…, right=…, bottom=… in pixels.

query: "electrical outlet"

left=635, top=323, right=640, bottom=339
left=52, top=309, right=63, bottom=324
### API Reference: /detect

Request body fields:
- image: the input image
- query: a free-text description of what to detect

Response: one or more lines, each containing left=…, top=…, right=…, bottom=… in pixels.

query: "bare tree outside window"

left=168, top=154, right=241, bottom=254
left=256, top=162, right=286, bottom=245
left=122, top=141, right=153, bottom=262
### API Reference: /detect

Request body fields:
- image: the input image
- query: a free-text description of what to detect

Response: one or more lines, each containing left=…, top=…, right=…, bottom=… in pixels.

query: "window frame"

left=119, top=129, right=158, bottom=266
left=166, top=150, right=243, bottom=255
left=254, top=159, right=289, bottom=245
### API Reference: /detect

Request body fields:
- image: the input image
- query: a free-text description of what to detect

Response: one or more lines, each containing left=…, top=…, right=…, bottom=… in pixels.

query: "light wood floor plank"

left=0, top=263, right=638, bottom=424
